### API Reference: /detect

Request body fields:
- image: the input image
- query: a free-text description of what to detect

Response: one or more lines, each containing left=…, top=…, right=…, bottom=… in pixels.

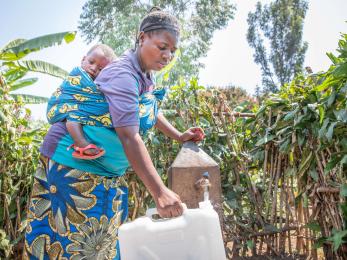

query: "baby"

left=46, top=44, right=116, bottom=159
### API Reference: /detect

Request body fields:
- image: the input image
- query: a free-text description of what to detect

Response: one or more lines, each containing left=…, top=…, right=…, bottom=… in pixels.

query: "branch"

left=234, top=226, right=298, bottom=240
left=212, top=112, right=256, bottom=118
left=316, top=187, right=340, bottom=193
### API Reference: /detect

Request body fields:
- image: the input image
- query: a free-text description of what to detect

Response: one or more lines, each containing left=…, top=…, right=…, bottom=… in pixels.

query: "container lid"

left=171, top=141, right=218, bottom=168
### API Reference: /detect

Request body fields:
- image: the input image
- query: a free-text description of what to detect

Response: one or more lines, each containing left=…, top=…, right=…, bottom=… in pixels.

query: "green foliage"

left=0, top=32, right=76, bottom=257
left=0, top=31, right=76, bottom=103
left=78, top=0, right=235, bottom=84
left=247, top=0, right=308, bottom=93
left=0, top=78, right=48, bottom=258
left=0, top=32, right=76, bottom=61
left=247, top=33, right=347, bottom=257
left=328, top=229, right=347, bottom=251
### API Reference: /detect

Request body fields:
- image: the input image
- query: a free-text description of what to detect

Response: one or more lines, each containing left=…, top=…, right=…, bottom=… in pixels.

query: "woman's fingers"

left=190, top=127, right=205, bottom=141
left=167, top=203, right=183, bottom=218
left=179, top=127, right=205, bottom=142
left=155, top=188, right=183, bottom=218
left=192, top=127, right=205, bottom=135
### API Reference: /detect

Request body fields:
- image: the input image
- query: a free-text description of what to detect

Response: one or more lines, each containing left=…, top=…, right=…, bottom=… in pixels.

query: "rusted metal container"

left=168, top=141, right=223, bottom=219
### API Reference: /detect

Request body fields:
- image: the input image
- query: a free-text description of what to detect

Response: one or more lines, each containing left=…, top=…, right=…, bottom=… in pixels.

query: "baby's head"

left=81, top=44, right=116, bottom=79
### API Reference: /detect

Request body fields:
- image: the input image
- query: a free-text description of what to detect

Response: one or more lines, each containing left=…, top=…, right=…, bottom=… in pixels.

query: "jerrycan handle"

left=146, top=203, right=187, bottom=220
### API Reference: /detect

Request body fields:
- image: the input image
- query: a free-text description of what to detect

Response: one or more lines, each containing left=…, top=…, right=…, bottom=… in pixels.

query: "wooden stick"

left=238, top=226, right=299, bottom=238
left=316, top=187, right=340, bottom=193
left=212, top=112, right=256, bottom=118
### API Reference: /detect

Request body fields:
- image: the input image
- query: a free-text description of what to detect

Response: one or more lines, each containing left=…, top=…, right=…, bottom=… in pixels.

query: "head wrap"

left=139, top=8, right=180, bottom=35
left=135, top=8, right=180, bottom=47
left=140, top=18, right=180, bottom=35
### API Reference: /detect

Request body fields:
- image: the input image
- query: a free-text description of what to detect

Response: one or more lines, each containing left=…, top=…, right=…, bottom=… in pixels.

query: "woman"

left=23, top=8, right=204, bottom=259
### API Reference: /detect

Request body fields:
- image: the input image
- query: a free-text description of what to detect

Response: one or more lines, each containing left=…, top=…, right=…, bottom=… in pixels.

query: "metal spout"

left=195, top=172, right=211, bottom=201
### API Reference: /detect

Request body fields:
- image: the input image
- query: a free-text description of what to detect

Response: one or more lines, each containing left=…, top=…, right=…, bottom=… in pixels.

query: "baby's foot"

left=69, top=142, right=105, bottom=160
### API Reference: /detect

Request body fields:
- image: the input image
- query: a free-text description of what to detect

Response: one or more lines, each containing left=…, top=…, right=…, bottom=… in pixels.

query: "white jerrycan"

left=118, top=200, right=226, bottom=260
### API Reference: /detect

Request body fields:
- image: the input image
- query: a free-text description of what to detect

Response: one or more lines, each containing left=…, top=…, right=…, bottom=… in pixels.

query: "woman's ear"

left=138, top=31, right=145, bottom=47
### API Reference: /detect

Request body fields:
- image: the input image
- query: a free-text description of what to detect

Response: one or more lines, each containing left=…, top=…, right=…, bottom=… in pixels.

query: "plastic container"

left=118, top=200, right=226, bottom=260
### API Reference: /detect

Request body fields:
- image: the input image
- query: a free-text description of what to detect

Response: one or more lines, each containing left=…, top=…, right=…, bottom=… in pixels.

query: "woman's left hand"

left=178, top=127, right=205, bottom=143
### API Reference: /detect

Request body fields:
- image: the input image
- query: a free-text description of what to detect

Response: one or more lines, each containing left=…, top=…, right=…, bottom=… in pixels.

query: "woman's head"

left=136, top=8, right=180, bottom=72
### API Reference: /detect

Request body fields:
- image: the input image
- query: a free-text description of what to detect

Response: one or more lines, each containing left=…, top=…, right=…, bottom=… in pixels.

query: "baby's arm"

left=66, top=121, right=89, bottom=148
left=66, top=121, right=102, bottom=157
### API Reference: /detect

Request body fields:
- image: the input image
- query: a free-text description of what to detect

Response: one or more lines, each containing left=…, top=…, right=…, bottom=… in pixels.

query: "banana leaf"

left=17, top=60, right=68, bottom=79
left=9, top=78, right=38, bottom=91
left=0, top=31, right=76, bottom=61
left=10, top=94, right=48, bottom=104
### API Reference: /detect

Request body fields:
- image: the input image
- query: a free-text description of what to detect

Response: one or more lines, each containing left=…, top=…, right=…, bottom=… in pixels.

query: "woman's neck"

left=136, top=48, right=148, bottom=74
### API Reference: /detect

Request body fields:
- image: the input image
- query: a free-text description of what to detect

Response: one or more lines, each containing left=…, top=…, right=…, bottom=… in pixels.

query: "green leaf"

left=316, top=76, right=339, bottom=92
left=17, top=136, right=32, bottom=145
left=297, top=151, right=313, bottom=179
left=305, top=221, right=321, bottom=232
left=298, top=133, right=305, bottom=147
left=327, top=229, right=347, bottom=251
left=276, top=126, right=292, bottom=136
left=0, top=110, right=7, bottom=123
left=341, top=204, right=347, bottom=219
left=325, top=155, right=343, bottom=173
left=9, top=78, right=38, bottom=91
left=283, top=108, right=298, bottom=121
left=246, top=240, right=254, bottom=249
left=10, top=94, right=49, bottom=104
left=294, top=114, right=307, bottom=126
left=318, top=106, right=325, bottom=124
left=255, top=134, right=275, bottom=146
left=319, top=118, right=330, bottom=138
left=3, top=68, right=27, bottom=84
left=332, top=63, right=347, bottom=78
left=17, top=60, right=68, bottom=79
left=309, top=168, right=318, bottom=181
left=313, top=237, right=326, bottom=249
left=326, top=122, right=337, bottom=142
left=256, top=105, right=266, bottom=116
left=327, top=52, right=339, bottom=64
left=341, top=155, right=347, bottom=165
left=340, top=82, right=347, bottom=93
left=2, top=31, right=76, bottom=60
left=327, top=91, right=336, bottom=107
left=279, top=138, right=290, bottom=153
left=0, top=39, right=26, bottom=53
left=340, top=184, right=347, bottom=197
left=64, top=32, right=76, bottom=43
left=334, top=109, right=347, bottom=122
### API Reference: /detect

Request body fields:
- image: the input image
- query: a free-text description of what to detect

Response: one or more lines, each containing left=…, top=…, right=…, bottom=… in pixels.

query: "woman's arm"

left=155, top=112, right=205, bottom=142
left=154, top=112, right=182, bottom=141
left=115, top=125, right=183, bottom=218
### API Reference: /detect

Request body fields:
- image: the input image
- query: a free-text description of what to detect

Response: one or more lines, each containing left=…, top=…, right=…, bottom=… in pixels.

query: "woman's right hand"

left=154, top=187, right=183, bottom=218
left=116, top=125, right=184, bottom=218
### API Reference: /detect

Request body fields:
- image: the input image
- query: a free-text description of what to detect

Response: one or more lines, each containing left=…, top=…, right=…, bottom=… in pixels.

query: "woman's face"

left=138, top=30, right=178, bottom=72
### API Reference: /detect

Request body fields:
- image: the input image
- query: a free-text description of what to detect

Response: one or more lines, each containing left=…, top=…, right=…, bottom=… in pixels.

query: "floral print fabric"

left=23, top=156, right=128, bottom=259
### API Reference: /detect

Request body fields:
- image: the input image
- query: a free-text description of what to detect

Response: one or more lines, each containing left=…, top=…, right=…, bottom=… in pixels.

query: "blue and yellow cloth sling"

left=47, top=67, right=165, bottom=135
